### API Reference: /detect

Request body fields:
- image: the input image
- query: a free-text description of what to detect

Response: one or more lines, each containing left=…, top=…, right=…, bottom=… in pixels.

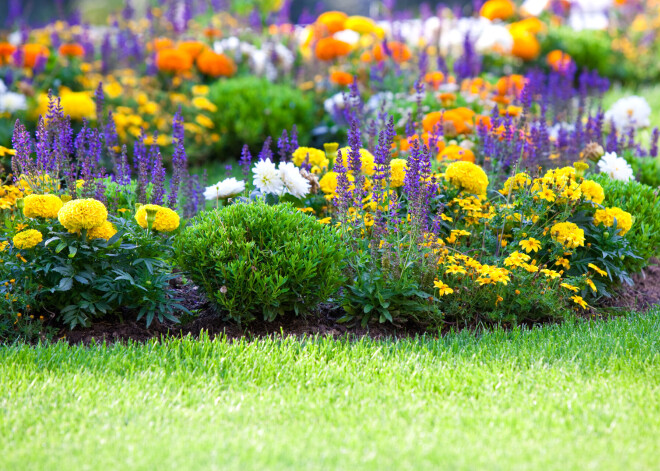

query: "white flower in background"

left=521, top=0, right=549, bottom=16
left=548, top=122, right=576, bottom=141
left=204, top=177, right=245, bottom=201
left=597, top=152, right=634, bottom=181
left=0, top=93, right=28, bottom=113
left=252, top=158, right=283, bottom=194
left=474, top=23, right=513, bottom=54
left=324, top=92, right=346, bottom=115
left=333, top=29, right=360, bottom=45
left=278, top=161, right=310, bottom=198
left=0, top=79, right=6, bottom=94
left=568, top=0, right=613, bottom=30
left=604, top=96, right=651, bottom=130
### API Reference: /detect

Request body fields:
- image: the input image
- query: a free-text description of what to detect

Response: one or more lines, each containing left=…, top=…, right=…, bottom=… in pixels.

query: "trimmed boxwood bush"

left=209, top=77, right=315, bottom=158
left=174, top=201, right=346, bottom=322
left=592, top=173, right=660, bottom=273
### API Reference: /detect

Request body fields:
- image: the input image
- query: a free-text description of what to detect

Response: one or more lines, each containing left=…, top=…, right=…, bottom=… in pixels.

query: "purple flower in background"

left=239, top=144, right=253, bottom=180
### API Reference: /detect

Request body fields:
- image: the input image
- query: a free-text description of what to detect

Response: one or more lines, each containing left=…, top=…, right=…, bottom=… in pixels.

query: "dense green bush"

left=174, top=201, right=346, bottom=322
left=592, top=173, right=660, bottom=273
left=208, top=77, right=315, bottom=158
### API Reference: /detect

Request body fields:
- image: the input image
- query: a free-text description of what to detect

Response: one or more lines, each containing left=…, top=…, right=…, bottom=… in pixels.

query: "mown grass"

left=1, top=310, right=659, bottom=470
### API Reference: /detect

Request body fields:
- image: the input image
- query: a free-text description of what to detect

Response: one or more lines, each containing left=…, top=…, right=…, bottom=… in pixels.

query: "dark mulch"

left=61, top=260, right=660, bottom=345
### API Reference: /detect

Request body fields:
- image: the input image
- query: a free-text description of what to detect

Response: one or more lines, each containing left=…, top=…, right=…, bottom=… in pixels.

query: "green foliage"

left=592, top=173, right=660, bottom=273
left=1, top=215, right=185, bottom=330
left=208, top=77, right=315, bottom=158
left=174, top=201, right=346, bottom=322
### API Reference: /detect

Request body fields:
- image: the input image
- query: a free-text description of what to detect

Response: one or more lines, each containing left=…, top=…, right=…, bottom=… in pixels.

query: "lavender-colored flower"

left=258, top=136, right=273, bottom=161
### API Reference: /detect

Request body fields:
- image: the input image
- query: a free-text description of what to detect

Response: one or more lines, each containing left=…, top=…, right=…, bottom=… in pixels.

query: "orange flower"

left=21, top=44, right=50, bottom=68
left=149, top=37, right=174, bottom=52
left=495, top=74, right=526, bottom=96
left=372, top=41, right=412, bottom=62
left=196, top=50, right=236, bottom=77
left=359, top=51, right=373, bottom=63
left=315, top=37, right=351, bottom=61
left=425, top=71, right=445, bottom=90
left=316, top=11, right=348, bottom=35
left=422, top=108, right=476, bottom=135
left=156, top=48, right=193, bottom=73
left=58, top=43, right=85, bottom=58
left=329, top=70, right=354, bottom=86
left=204, top=28, right=223, bottom=39
left=546, top=49, right=572, bottom=72
left=0, top=42, right=16, bottom=64
left=480, top=0, right=516, bottom=20
left=510, top=29, right=540, bottom=61
left=438, top=145, right=475, bottom=163
left=177, top=41, right=208, bottom=60
left=475, top=115, right=492, bottom=130
left=399, top=133, right=444, bottom=153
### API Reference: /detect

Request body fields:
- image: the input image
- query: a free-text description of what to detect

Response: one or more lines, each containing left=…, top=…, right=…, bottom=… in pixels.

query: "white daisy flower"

left=252, top=158, right=283, bottom=194
left=597, top=152, right=634, bottom=182
left=204, top=177, right=245, bottom=201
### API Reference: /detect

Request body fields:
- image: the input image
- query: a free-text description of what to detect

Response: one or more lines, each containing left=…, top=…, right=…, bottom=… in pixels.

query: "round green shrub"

left=174, top=201, right=346, bottom=322
left=208, top=77, right=315, bottom=158
left=592, top=173, right=660, bottom=273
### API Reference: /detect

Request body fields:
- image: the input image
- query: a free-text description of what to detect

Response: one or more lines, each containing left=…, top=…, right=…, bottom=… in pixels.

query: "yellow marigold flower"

left=445, top=264, right=467, bottom=275
left=586, top=278, right=597, bottom=292
left=60, top=91, right=96, bottom=121
left=390, top=159, right=407, bottom=188
left=541, top=268, right=561, bottom=279
left=58, top=198, right=108, bottom=231
left=0, top=146, right=16, bottom=157
left=192, top=96, right=218, bottom=112
left=593, top=207, right=633, bottom=236
left=433, top=279, right=454, bottom=296
left=550, top=222, right=585, bottom=249
left=23, top=194, right=63, bottom=219
left=292, top=147, right=328, bottom=168
left=444, top=161, right=489, bottom=195
left=13, top=229, right=43, bottom=249
left=195, top=114, right=215, bottom=129
left=87, top=220, right=117, bottom=240
left=560, top=282, right=579, bottom=292
left=500, top=172, right=531, bottom=196
left=579, top=180, right=604, bottom=205
left=537, top=187, right=556, bottom=202
left=135, top=204, right=180, bottom=232
left=504, top=250, right=531, bottom=267
left=192, top=85, right=209, bottom=95
left=571, top=295, right=588, bottom=309
left=588, top=263, right=608, bottom=277
left=519, top=238, right=541, bottom=253
left=0, top=241, right=8, bottom=251
left=319, top=217, right=332, bottom=224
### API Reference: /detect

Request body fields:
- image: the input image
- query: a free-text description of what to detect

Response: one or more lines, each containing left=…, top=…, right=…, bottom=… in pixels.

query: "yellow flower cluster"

left=531, top=167, right=582, bottom=203
left=13, top=229, right=43, bottom=249
left=292, top=147, right=329, bottom=169
left=135, top=204, right=180, bottom=232
left=23, top=194, right=63, bottom=219
left=87, top=220, right=118, bottom=240
left=499, top=172, right=531, bottom=196
left=58, top=199, right=108, bottom=231
left=0, top=185, right=24, bottom=210
left=579, top=180, right=605, bottom=205
left=444, top=161, right=489, bottom=195
left=390, top=159, right=407, bottom=188
left=593, top=207, right=633, bottom=236
left=550, top=222, right=585, bottom=249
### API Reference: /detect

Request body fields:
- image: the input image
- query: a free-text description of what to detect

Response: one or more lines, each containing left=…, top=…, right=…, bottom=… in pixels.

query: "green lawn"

left=1, top=310, right=659, bottom=470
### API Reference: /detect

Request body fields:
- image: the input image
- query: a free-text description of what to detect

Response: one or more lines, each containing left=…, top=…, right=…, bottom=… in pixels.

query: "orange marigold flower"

left=480, top=0, right=516, bottom=20
left=438, top=145, right=475, bottom=163
left=0, top=42, right=16, bottom=64
left=315, top=37, right=351, bottom=61
left=149, top=37, right=174, bottom=52
left=372, top=41, right=412, bottom=63
left=423, top=107, right=476, bottom=135
left=20, top=44, right=50, bottom=68
left=156, top=48, right=193, bottom=73
left=58, top=43, right=85, bottom=58
left=316, top=11, right=348, bottom=35
left=177, top=41, right=208, bottom=59
left=204, top=28, right=223, bottom=39
left=425, top=71, right=445, bottom=90
left=329, top=70, right=354, bottom=86
left=495, top=74, right=526, bottom=96
left=510, top=28, right=541, bottom=61
left=546, top=49, right=573, bottom=72
left=196, top=50, right=236, bottom=77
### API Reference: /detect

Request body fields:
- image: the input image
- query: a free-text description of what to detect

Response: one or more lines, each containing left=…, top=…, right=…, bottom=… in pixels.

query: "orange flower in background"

left=400, top=133, right=444, bottom=153
left=204, top=28, right=223, bottom=39
left=177, top=41, right=208, bottom=60
left=510, top=29, right=541, bottom=61
left=315, top=37, right=351, bottom=61
left=438, top=145, right=475, bottom=163
left=546, top=50, right=573, bottom=71
left=196, top=50, right=236, bottom=77
left=156, top=48, right=193, bottom=73
left=316, top=11, right=348, bottom=35
left=372, top=41, right=412, bottom=62
left=359, top=51, right=373, bottom=62
left=425, top=71, right=445, bottom=89
left=423, top=108, right=476, bottom=135
left=495, top=74, right=526, bottom=96
left=480, top=0, right=516, bottom=20
left=475, top=115, right=493, bottom=130
left=149, top=37, right=174, bottom=52
left=329, top=70, right=354, bottom=86
left=0, top=42, right=16, bottom=64
left=21, top=44, right=50, bottom=68
left=510, top=17, right=546, bottom=34
left=58, top=43, right=85, bottom=58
